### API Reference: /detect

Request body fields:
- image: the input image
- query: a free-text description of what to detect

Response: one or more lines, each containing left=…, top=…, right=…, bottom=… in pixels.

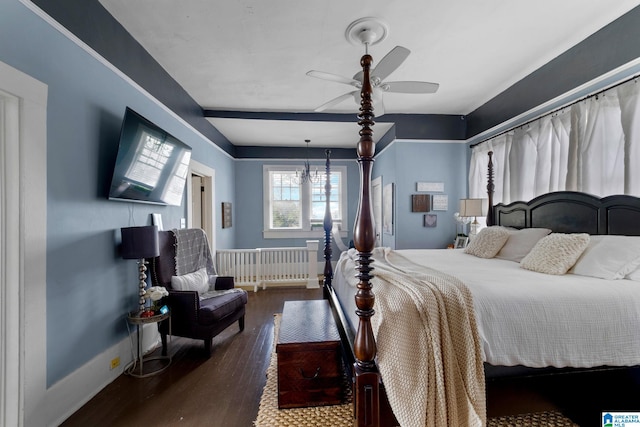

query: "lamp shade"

left=459, top=199, right=488, bottom=217
left=120, top=225, right=160, bottom=259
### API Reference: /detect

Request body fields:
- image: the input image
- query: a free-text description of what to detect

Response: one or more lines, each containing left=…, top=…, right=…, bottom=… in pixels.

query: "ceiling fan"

left=307, top=18, right=439, bottom=114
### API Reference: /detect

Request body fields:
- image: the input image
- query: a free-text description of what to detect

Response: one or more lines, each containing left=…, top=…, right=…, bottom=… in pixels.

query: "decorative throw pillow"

left=171, top=267, right=209, bottom=293
left=572, top=235, right=640, bottom=280
left=464, top=226, right=511, bottom=258
left=495, top=228, right=552, bottom=262
left=520, top=233, right=590, bottom=275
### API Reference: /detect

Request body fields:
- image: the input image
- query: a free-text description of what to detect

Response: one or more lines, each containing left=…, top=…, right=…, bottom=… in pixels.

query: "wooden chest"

left=276, top=300, right=343, bottom=409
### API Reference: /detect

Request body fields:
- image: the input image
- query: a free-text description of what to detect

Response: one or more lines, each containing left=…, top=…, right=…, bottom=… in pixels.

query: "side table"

left=126, top=310, right=171, bottom=378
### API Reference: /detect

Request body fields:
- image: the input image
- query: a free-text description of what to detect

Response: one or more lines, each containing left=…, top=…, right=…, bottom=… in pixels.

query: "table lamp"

left=121, top=225, right=160, bottom=312
left=459, top=198, right=488, bottom=236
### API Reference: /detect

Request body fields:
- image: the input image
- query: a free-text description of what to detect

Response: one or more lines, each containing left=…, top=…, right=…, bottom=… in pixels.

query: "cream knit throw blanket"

left=339, top=248, right=486, bottom=427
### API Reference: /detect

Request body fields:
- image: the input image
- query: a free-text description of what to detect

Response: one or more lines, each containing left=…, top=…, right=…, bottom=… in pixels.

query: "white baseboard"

left=47, top=325, right=161, bottom=426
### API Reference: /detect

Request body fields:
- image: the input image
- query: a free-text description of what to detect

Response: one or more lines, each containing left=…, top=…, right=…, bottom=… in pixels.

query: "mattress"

left=333, top=248, right=640, bottom=369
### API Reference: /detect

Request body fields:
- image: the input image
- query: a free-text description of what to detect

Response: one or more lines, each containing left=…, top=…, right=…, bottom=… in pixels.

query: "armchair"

left=148, top=228, right=247, bottom=356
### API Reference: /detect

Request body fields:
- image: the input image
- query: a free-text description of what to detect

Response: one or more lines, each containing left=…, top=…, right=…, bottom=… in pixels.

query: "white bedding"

left=334, top=248, right=640, bottom=369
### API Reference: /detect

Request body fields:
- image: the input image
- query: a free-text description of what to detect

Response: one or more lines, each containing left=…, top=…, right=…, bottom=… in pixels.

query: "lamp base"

left=137, top=259, right=148, bottom=312
left=470, top=218, right=480, bottom=236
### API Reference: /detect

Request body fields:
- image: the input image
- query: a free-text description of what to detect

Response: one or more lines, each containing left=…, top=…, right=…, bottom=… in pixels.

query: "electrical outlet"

left=110, top=356, right=120, bottom=370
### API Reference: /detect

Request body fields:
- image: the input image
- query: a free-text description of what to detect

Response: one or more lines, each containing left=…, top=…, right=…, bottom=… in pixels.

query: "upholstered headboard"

left=493, top=191, right=640, bottom=236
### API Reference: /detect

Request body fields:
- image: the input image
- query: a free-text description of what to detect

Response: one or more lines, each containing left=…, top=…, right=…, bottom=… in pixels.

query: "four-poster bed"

left=320, top=51, right=640, bottom=426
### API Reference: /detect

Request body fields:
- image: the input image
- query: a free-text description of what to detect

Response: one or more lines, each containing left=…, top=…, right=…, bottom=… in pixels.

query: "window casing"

left=263, top=164, right=347, bottom=238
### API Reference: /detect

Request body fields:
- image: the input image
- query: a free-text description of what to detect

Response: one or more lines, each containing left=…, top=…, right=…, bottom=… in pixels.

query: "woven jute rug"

left=254, top=314, right=579, bottom=427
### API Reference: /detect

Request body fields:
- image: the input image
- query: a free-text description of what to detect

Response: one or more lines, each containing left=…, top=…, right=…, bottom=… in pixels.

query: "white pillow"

left=572, top=235, right=640, bottom=280
left=520, top=233, right=590, bottom=275
left=171, top=267, right=209, bottom=293
left=495, top=228, right=552, bottom=262
left=464, top=226, right=511, bottom=258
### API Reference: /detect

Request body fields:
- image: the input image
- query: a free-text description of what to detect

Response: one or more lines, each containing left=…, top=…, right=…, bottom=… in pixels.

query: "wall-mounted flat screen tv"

left=109, top=107, right=192, bottom=206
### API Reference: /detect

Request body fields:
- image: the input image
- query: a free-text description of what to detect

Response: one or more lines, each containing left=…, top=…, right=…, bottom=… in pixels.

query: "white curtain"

left=536, top=111, right=571, bottom=194
left=469, top=133, right=511, bottom=203
left=567, top=91, right=625, bottom=196
left=470, top=78, right=640, bottom=202
left=618, top=79, right=640, bottom=195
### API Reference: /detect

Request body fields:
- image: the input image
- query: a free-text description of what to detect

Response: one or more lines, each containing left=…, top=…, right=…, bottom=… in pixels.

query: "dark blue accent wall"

left=466, top=5, right=640, bottom=138
left=32, top=0, right=236, bottom=157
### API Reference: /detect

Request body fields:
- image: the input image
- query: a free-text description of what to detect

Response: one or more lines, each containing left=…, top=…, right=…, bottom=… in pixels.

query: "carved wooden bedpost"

left=353, top=53, right=380, bottom=427
left=486, top=151, right=495, bottom=226
left=323, top=149, right=333, bottom=295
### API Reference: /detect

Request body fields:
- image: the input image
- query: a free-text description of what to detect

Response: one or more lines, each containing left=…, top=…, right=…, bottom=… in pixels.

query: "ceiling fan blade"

left=314, top=91, right=358, bottom=112
left=371, top=46, right=411, bottom=81
left=306, top=70, right=360, bottom=87
left=384, top=81, right=440, bottom=94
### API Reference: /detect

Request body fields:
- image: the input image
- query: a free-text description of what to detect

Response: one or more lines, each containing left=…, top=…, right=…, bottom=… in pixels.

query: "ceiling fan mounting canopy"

left=307, top=17, right=440, bottom=114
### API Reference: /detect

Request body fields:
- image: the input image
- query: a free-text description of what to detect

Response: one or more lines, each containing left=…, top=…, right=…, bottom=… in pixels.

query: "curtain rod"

left=470, top=72, right=640, bottom=149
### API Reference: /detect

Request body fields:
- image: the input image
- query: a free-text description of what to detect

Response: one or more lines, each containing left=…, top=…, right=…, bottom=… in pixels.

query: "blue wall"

left=233, top=143, right=465, bottom=252
left=234, top=158, right=359, bottom=257
left=0, top=0, right=235, bottom=386
left=374, top=141, right=468, bottom=249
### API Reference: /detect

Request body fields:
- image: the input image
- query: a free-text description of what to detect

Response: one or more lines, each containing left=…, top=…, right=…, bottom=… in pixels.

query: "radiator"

left=216, top=240, right=319, bottom=292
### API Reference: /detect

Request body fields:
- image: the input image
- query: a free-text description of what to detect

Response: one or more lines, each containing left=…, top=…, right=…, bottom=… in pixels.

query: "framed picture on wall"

left=411, top=194, right=431, bottom=212
left=424, top=214, right=437, bottom=227
left=222, top=202, right=232, bottom=228
left=432, top=194, right=449, bottom=211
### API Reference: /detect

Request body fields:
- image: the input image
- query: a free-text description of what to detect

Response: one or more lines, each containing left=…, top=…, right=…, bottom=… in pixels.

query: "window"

left=263, top=165, right=347, bottom=238
left=311, top=171, right=342, bottom=223
left=270, top=171, right=301, bottom=228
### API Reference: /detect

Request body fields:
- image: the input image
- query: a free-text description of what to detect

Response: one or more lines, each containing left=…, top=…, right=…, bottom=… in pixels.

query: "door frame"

left=0, top=60, right=48, bottom=427
left=187, top=160, right=216, bottom=253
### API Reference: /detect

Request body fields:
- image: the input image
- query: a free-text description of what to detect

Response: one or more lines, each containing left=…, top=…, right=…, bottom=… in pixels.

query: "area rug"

left=254, top=314, right=579, bottom=427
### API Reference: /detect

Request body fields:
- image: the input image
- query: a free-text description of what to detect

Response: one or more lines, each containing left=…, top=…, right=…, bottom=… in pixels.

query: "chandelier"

left=293, top=139, right=321, bottom=185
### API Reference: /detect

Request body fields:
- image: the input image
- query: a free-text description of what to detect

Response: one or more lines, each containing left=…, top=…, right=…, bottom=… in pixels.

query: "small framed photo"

left=454, top=236, right=469, bottom=249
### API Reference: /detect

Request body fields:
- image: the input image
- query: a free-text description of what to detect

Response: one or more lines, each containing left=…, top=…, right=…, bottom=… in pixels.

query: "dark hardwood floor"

left=61, top=286, right=640, bottom=427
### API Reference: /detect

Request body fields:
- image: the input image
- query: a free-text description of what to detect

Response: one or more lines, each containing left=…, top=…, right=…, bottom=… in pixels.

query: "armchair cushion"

left=198, top=291, right=248, bottom=324
left=171, top=267, right=209, bottom=293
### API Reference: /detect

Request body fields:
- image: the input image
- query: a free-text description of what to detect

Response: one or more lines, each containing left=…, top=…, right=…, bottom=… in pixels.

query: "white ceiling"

left=100, top=0, right=640, bottom=148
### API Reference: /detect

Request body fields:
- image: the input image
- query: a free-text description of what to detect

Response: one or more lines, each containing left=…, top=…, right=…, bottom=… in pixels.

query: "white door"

left=372, top=176, right=382, bottom=247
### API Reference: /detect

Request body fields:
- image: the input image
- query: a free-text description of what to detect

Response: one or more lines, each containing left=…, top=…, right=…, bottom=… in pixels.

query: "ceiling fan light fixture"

left=353, top=87, right=383, bottom=104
